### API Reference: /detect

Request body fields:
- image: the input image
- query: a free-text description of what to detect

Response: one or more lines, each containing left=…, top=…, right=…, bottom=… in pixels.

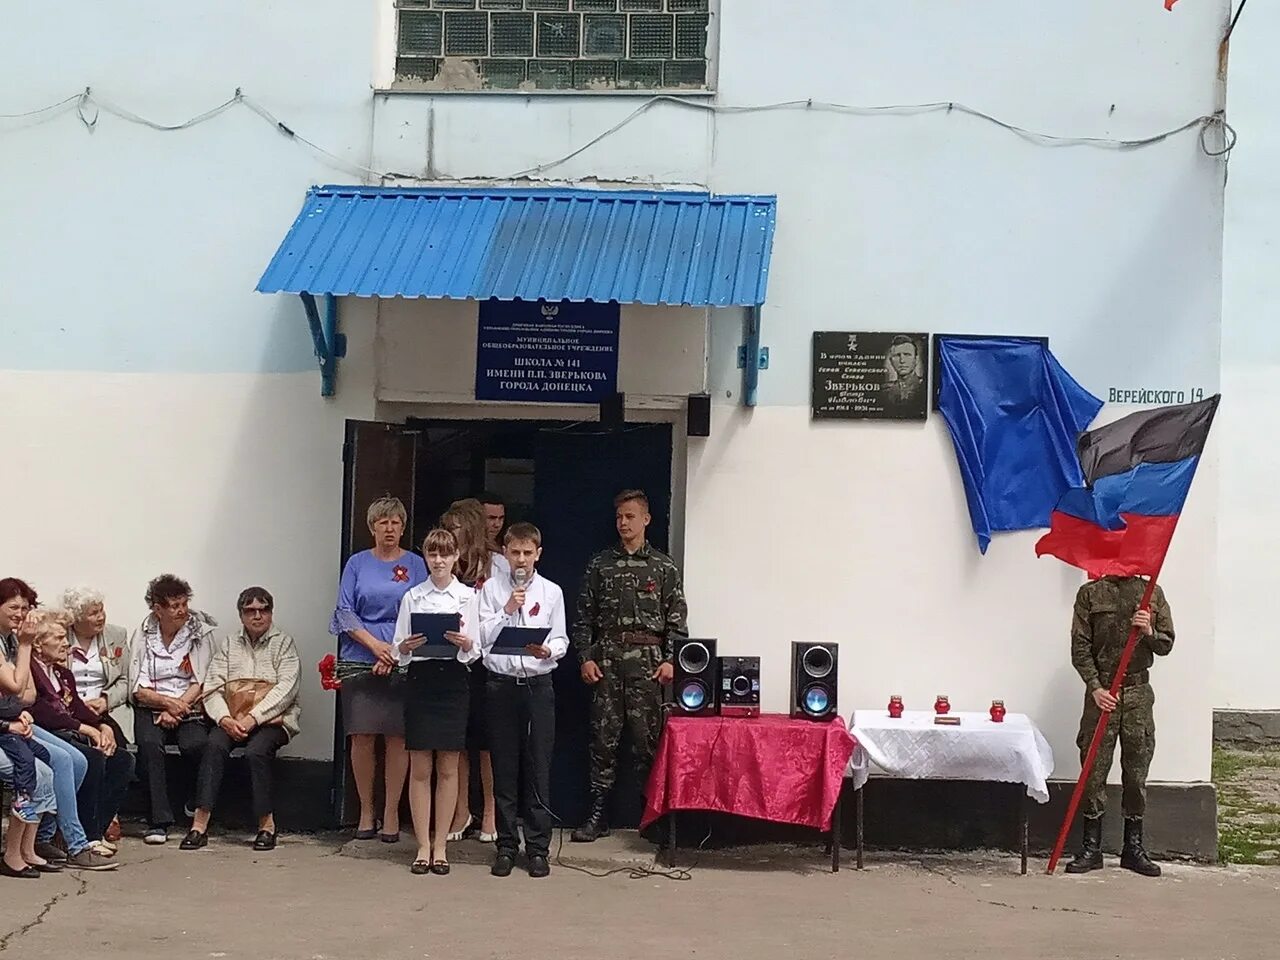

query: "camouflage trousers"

left=1077, top=682, right=1156, bottom=818
left=588, top=642, right=665, bottom=796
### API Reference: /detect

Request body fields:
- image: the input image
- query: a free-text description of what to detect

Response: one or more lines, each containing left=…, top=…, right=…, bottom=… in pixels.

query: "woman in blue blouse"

left=330, top=497, right=427, bottom=841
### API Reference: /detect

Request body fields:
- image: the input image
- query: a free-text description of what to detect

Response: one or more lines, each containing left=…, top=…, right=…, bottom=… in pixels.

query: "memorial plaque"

left=811, top=331, right=929, bottom=421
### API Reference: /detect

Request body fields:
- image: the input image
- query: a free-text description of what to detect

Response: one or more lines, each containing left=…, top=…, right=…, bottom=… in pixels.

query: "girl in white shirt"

left=392, top=529, right=481, bottom=876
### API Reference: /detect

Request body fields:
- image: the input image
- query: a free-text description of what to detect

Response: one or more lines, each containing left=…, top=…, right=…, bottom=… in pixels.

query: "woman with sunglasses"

left=180, top=587, right=300, bottom=852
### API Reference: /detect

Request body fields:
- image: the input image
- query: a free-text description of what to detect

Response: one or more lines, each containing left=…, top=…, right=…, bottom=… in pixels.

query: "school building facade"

left=2, top=1, right=1240, bottom=854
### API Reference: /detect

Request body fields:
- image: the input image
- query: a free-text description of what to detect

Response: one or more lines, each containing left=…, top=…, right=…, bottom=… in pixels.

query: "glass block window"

left=393, top=0, right=712, bottom=91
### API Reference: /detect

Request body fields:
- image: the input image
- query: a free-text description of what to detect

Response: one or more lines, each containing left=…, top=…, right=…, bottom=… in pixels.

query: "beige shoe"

left=91, top=840, right=117, bottom=857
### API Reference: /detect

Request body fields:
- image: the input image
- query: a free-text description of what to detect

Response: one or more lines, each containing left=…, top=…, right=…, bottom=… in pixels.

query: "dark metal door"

left=532, top=422, right=673, bottom=827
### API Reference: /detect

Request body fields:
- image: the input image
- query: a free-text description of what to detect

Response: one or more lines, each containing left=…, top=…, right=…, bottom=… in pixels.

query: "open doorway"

left=335, top=416, right=675, bottom=829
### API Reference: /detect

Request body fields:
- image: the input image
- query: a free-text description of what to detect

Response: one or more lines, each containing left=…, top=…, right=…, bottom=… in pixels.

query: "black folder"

left=408, top=612, right=461, bottom=660
left=491, top=626, right=552, bottom=655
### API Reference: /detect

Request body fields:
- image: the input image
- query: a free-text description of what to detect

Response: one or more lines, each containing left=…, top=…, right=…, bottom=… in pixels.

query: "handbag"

left=222, top=678, right=274, bottom=719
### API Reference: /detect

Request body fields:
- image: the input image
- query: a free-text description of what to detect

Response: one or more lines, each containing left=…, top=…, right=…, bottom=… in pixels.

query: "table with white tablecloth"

left=847, top=710, right=1056, bottom=873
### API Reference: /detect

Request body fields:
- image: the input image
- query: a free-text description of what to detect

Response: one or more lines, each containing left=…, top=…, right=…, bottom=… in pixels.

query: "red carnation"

left=645, top=579, right=657, bottom=593
left=530, top=603, right=541, bottom=617
left=318, top=653, right=341, bottom=691
left=475, top=576, right=487, bottom=590
left=112, top=646, right=123, bottom=659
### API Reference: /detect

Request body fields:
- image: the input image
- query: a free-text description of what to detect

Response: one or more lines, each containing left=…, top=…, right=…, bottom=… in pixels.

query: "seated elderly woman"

left=61, top=586, right=130, bottom=724
left=60, top=586, right=131, bottom=844
left=129, top=574, right=217, bottom=846
left=27, top=609, right=135, bottom=857
left=181, top=587, right=300, bottom=852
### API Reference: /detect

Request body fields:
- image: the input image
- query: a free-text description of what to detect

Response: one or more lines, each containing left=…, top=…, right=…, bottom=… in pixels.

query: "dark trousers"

left=487, top=673, right=555, bottom=858
left=134, top=710, right=210, bottom=827
left=196, top=725, right=288, bottom=820
left=54, top=731, right=135, bottom=842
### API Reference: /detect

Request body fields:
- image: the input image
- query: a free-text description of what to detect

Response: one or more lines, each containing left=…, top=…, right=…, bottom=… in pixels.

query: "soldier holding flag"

left=1038, top=395, right=1219, bottom=876
left=1064, top=577, right=1174, bottom=876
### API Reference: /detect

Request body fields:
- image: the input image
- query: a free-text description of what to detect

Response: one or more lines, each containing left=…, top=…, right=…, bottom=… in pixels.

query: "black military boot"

left=571, top=793, right=610, bottom=843
left=1119, top=817, right=1161, bottom=877
left=1064, top=815, right=1104, bottom=874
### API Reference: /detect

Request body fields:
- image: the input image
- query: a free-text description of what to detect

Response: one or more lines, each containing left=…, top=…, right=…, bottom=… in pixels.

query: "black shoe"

left=570, top=792, right=610, bottom=843
left=252, top=831, right=277, bottom=851
left=33, top=862, right=63, bottom=873
left=491, top=853, right=515, bottom=877
left=410, top=859, right=431, bottom=875
left=1064, top=815, right=1104, bottom=874
left=179, top=830, right=208, bottom=851
left=527, top=854, right=550, bottom=878
left=34, top=841, right=67, bottom=863
left=1119, top=817, right=1161, bottom=877
left=429, top=861, right=450, bottom=876
left=0, top=862, right=39, bottom=879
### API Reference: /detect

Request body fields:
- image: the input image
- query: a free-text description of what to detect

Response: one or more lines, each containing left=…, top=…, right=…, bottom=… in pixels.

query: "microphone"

left=512, top=567, right=530, bottom=588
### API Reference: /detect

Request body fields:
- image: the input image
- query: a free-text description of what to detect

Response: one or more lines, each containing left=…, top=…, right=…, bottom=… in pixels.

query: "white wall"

left=1, top=0, right=1229, bottom=782
left=1218, top=8, right=1280, bottom=711
left=0, top=304, right=379, bottom=759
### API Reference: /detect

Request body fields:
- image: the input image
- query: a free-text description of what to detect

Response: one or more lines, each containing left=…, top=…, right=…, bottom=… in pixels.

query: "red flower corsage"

left=392, top=565, right=409, bottom=583
left=112, top=646, right=123, bottom=659
left=318, top=653, right=341, bottom=691
left=645, top=579, right=657, bottom=593
left=530, top=603, right=541, bottom=617
left=475, top=576, right=487, bottom=590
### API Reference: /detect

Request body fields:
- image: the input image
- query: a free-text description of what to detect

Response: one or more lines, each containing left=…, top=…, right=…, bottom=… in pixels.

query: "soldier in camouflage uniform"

left=570, top=489, right=688, bottom=843
left=1065, top=575, right=1174, bottom=877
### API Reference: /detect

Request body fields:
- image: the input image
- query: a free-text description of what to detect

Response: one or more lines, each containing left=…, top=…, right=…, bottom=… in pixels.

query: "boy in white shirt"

left=478, top=522, right=568, bottom=878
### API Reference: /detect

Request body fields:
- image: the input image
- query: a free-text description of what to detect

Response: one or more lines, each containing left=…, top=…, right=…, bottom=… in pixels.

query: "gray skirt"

left=341, top=671, right=406, bottom=737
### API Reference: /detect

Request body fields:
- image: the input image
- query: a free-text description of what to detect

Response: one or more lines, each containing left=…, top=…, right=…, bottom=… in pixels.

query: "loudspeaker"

left=687, top=393, right=711, bottom=438
left=600, top=392, right=625, bottom=430
left=790, top=642, right=838, bottom=720
left=672, top=637, right=718, bottom=716
left=718, top=656, right=761, bottom=717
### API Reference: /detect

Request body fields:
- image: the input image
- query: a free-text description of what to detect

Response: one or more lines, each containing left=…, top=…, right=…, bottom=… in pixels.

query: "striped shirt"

left=201, top=626, right=301, bottom=740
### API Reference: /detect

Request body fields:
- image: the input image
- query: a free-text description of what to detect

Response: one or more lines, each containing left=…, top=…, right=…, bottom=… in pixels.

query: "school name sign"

left=475, top=300, right=620, bottom=404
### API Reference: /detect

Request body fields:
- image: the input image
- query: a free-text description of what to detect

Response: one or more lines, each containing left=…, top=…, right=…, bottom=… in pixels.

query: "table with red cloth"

left=640, top=713, right=857, bottom=872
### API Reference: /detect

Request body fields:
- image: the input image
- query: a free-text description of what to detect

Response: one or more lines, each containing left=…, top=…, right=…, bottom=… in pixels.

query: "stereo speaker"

left=671, top=637, right=718, bottom=717
left=790, top=642, right=838, bottom=720
left=687, top=393, right=711, bottom=437
left=600, top=392, right=625, bottom=430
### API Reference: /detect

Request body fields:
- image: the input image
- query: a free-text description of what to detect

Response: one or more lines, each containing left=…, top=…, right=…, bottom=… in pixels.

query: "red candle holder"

left=934, top=695, right=951, bottom=715
left=990, top=700, right=1006, bottom=723
left=888, top=695, right=904, bottom=719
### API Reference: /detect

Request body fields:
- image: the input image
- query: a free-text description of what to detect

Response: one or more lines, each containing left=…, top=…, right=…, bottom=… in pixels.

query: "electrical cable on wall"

left=0, top=86, right=1235, bottom=186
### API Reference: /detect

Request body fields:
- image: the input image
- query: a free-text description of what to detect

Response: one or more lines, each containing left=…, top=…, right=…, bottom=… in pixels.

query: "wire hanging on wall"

left=0, top=86, right=1235, bottom=186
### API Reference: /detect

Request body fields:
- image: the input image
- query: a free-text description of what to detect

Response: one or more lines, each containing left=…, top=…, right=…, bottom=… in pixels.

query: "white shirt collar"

left=422, top=576, right=464, bottom=595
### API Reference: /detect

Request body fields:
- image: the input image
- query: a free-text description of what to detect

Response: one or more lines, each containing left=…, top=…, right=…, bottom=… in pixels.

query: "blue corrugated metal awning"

left=257, top=185, right=777, bottom=307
